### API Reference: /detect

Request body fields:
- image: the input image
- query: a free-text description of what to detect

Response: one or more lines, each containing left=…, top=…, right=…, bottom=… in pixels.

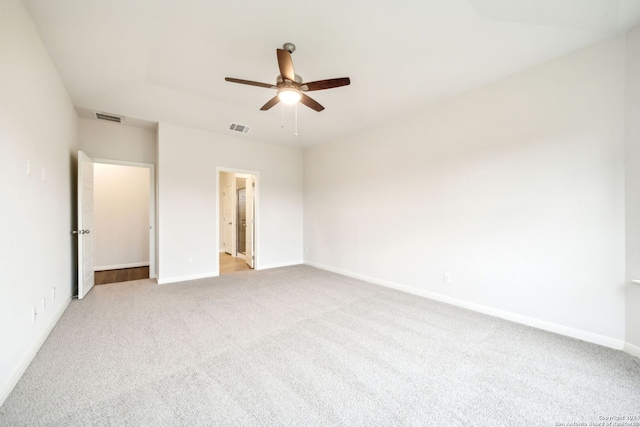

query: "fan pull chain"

left=295, top=103, right=298, bottom=136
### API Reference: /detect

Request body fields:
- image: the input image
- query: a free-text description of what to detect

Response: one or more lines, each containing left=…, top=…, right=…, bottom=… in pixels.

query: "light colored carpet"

left=1, top=265, right=639, bottom=426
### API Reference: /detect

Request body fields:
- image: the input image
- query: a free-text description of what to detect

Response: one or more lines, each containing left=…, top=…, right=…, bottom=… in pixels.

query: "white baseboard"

left=94, top=262, right=150, bottom=271
left=258, top=260, right=303, bottom=270
left=157, top=272, right=219, bottom=285
left=625, top=342, right=640, bottom=359
left=0, top=297, right=71, bottom=407
left=305, top=261, right=626, bottom=351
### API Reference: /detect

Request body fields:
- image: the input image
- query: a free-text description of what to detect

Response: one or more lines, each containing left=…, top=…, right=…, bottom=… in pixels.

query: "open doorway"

left=218, top=169, right=258, bottom=275
left=92, top=159, right=156, bottom=285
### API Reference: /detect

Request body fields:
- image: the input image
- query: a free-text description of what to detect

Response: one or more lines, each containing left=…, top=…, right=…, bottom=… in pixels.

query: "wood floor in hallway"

left=220, top=252, right=252, bottom=274
left=95, top=266, right=149, bottom=285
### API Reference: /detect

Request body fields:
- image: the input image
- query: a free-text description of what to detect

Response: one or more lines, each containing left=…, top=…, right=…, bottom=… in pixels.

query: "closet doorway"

left=92, top=159, right=155, bottom=286
left=218, top=169, right=258, bottom=275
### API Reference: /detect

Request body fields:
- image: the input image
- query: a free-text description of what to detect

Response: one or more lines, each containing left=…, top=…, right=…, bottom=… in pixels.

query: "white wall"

left=625, top=25, right=640, bottom=355
left=94, top=164, right=150, bottom=270
left=79, top=118, right=157, bottom=164
left=304, top=36, right=626, bottom=347
left=158, top=123, right=303, bottom=283
left=0, top=0, right=78, bottom=405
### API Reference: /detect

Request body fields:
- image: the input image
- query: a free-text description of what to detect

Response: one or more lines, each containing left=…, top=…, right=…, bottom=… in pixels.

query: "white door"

left=77, top=151, right=95, bottom=299
left=245, top=176, right=254, bottom=268
left=223, top=184, right=233, bottom=255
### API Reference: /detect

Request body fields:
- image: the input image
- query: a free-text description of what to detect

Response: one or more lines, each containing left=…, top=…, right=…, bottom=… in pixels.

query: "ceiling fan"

left=225, top=43, right=350, bottom=112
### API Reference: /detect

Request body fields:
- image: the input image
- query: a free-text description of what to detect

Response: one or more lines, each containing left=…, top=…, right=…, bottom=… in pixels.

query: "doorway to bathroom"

left=218, top=169, right=257, bottom=275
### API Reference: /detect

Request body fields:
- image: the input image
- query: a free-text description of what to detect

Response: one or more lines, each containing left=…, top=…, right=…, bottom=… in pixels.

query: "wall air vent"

left=229, top=123, right=251, bottom=134
left=94, top=111, right=124, bottom=123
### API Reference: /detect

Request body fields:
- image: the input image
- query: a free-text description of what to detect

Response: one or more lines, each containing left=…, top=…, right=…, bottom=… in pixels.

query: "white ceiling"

left=24, top=0, right=640, bottom=148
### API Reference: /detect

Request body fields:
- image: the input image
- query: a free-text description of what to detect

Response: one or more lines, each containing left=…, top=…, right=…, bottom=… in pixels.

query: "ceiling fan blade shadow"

left=277, top=49, right=295, bottom=82
left=302, top=77, right=350, bottom=91
left=225, top=78, right=276, bottom=89
left=260, top=96, right=281, bottom=111
left=300, top=94, right=324, bottom=112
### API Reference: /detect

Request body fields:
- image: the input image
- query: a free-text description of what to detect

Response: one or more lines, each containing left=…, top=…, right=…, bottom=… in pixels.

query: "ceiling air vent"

left=94, top=111, right=124, bottom=123
left=229, top=123, right=251, bottom=134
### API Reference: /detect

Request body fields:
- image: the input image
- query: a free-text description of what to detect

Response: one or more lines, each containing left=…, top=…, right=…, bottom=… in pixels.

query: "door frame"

left=93, top=158, right=157, bottom=279
left=216, top=167, right=259, bottom=274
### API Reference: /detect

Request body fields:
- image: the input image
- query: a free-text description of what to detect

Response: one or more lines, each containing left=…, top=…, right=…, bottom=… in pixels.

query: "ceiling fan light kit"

left=277, top=87, right=302, bottom=104
left=225, top=42, right=350, bottom=113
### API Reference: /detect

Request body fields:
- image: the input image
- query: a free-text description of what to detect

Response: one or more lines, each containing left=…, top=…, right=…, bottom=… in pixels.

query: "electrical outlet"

left=188, top=257, right=193, bottom=265
left=52, top=287, right=56, bottom=299
left=27, top=160, right=32, bottom=177
left=32, top=307, right=37, bottom=322
left=443, top=273, right=452, bottom=284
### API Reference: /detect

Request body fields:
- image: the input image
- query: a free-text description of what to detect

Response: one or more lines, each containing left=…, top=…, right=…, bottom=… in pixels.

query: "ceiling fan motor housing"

left=277, top=74, right=303, bottom=85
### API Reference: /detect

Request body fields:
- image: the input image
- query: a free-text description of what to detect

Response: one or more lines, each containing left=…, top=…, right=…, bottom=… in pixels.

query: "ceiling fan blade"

left=300, top=94, right=324, bottom=112
left=260, top=96, right=281, bottom=111
left=277, top=49, right=295, bottom=82
left=225, top=77, right=275, bottom=89
left=302, top=77, right=351, bottom=91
